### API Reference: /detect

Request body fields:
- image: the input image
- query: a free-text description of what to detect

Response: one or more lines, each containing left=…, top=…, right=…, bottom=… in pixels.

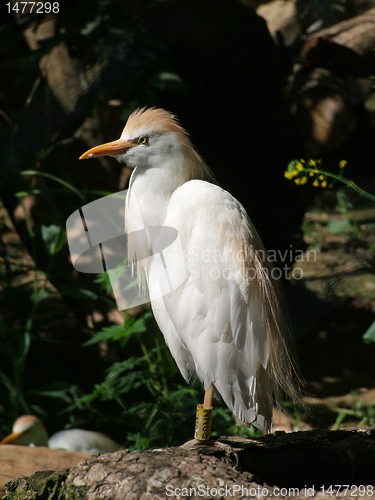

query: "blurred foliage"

left=0, top=203, right=85, bottom=432
left=331, top=391, right=375, bottom=429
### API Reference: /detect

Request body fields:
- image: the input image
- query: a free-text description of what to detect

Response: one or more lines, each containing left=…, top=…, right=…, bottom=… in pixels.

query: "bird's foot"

left=179, top=438, right=213, bottom=449
left=179, top=439, right=239, bottom=467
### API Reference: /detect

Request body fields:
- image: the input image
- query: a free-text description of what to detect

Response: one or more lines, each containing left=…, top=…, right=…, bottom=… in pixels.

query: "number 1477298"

left=6, top=2, right=60, bottom=14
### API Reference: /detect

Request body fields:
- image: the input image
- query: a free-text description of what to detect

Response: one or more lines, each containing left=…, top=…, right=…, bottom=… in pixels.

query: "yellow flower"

left=308, top=159, right=316, bottom=166
left=339, top=160, right=347, bottom=168
left=294, top=178, right=301, bottom=185
left=285, top=167, right=300, bottom=179
left=321, top=181, right=327, bottom=188
left=313, top=180, right=319, bottom=187
left=300, top=177, right=308, bottom=185
left=347, top=180, right=354, bottom=188
left=309, top=171, right=314, bottom=177
left=319, top=175, right=324, bottom=181
left=296, top=162, right=303, bottom=172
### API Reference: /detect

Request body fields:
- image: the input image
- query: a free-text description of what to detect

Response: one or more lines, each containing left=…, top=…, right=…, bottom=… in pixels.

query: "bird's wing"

left=148, top=180, right=294, bottom=430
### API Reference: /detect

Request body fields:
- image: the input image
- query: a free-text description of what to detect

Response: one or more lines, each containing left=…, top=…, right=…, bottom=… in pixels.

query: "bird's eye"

left=138, top=136, right=148, bottom=145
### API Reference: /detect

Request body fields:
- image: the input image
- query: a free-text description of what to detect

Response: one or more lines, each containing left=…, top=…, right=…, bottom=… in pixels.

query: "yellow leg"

left=203, top=384, right=214, bottom=409
left=194, top=384, right=214, bottom=441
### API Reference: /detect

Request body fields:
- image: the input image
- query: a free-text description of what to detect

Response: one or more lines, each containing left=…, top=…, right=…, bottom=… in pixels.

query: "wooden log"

left=3, top=429, right=375, bottom=499
left=0, top=445, right=90, bottom=498
left=313, top=7, right=375, bottom=56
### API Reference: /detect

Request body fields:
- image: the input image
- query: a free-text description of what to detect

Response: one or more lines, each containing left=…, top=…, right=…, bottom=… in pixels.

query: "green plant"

left=285, top=159, right=375, bottom=203
left=67, top=309, right=197, bottom=449
left=0, top=198, right=97, bottom=430
left=332, top=393, right=375, bottom=430
left=69, top=294, right=265, bottom=449
left=335, top=190, right=353, bottom=214
left=363, top=320, right=375, bottom=344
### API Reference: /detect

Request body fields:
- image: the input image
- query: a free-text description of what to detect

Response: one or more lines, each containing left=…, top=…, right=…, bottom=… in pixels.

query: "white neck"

left=124, top=138, right=215, bottom=244
left=126, top=163, right=178, bottom=231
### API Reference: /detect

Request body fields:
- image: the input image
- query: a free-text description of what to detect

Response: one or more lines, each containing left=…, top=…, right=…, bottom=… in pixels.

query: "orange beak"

left=0, top=431, right=22, bottom=444
left=79, top=138, right=135, bottom=160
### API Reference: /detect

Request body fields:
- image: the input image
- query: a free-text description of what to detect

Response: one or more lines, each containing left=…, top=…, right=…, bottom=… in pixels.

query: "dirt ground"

left=285, top=191, right=375, bottom=431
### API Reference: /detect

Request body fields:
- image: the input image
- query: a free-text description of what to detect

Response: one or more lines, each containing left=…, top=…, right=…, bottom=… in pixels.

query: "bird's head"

left=80, top=107, right=215, bottom=183
left=80, top=108, right=189, bottom=168
left=0, top=415, right=49, bottom=447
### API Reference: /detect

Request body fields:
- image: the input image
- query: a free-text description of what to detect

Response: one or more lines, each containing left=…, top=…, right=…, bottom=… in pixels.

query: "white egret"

left=80, top=108, right=298, bottom=438
left=0, top=415, right=121, bottom=453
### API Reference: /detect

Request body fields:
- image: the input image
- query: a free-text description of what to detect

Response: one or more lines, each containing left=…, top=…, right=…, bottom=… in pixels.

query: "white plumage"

left=1, top=415, right=121, bottom=453
left=80, top=108, right=298, bottom=431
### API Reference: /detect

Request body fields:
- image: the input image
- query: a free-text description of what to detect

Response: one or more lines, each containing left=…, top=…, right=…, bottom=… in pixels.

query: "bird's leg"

left=194, top=383, right=214, bottom=442
left=203, top=384, right=214, bottom=410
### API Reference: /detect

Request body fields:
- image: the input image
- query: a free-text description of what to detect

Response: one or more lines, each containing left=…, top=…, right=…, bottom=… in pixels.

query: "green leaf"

left=83, top=325, right=127, bottom=346
left=83, top=311, right=152, bottom=347
left=17, top=331, right=31, bottom=362
left=94, top=272, right=113, bottom=295
left=80, top=17, right=102, bottom=35
left=21, top=171, right=85, bottom=201
left=335, top=190, right=353, bottom=214
left=30, top=289, right=49, bottom=305
left=58, top=284, right=97, bottom=300
left=41, top=225, right=66, bottom=256
left=327, top=219, right=353, bottom=234
left=151, top=71, right=186, bottom=94
left=28, top=382, right=80, bottom=403
left=363, top=320, right=375, bottom=344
